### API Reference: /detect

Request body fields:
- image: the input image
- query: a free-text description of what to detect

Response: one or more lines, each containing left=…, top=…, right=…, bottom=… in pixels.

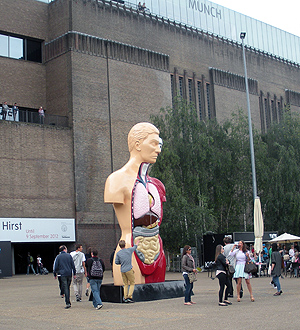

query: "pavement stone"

left=0, top=271, right=298, bottom=329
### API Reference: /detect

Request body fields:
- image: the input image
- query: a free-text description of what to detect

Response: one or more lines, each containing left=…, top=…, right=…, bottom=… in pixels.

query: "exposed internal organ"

left=131, top=163, right=166, bottom=283
left=134, top=235, right=160, bottom=264
left=133, top=181, right=161, bottom=227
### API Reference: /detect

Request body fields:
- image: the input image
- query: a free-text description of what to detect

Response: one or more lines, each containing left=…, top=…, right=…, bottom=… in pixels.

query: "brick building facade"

left=0, top=0, right=300, bottom=272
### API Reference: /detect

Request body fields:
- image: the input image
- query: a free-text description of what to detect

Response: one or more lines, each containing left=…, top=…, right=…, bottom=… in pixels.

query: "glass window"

left=26, top=39, right=42, bottom=62
left=170, top=74, right=174, bottom=102
left=0, top=34, right=8, bottom=57
left=206, top=83, right=211, bottom=119
left=179, top=76, right=184, bottom=97
left=188, top=78, right=193, bottom=103
left=197, top=81, right=202, bottom=120
left=264, top=98, right=270, bottom=129
left=9, top=36, right=23, bottom=59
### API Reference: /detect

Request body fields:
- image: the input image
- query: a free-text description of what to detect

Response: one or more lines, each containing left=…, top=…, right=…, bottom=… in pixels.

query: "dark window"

left=264, top=98, right=270, bottom=129
left=179, top=76, right=184, bottom=97
left=188, top=78, right=193, bottom=104
left=206, top=83, right=211, bottom=119
left=271, top=100, right=277, bottom=123
left=197, top=81, right=202, bottom=120
left=26, top=39, right=42, bottom=62
left=278, top=101, right=283, bottom=121
left=170, top=74, right=174, bottom=103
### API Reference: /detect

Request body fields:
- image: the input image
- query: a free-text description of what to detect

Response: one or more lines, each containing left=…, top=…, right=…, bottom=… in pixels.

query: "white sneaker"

left=96, top=305, right=103, bottom=310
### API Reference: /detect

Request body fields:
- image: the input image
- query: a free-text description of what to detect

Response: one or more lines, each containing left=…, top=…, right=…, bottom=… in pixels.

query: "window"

left=27, top=39, right=42, bottom=62
left=0, top=33, right=42, bottom=63
left=10, top=36, right=23, bottom=59
left=0, top=34, right=8, bottom=57
left=170, top=74, right=174, bottom=102
left=271, top=100, right=277, bottom=124
left=188, top=78, right=193, bottom=104
left=197, top=81, right=203, bottom=120
left=178, top=76, right=184, bottom=98
left=206, top=83, right=211, bottom=119
left=264, top=98, right=270, bottom=129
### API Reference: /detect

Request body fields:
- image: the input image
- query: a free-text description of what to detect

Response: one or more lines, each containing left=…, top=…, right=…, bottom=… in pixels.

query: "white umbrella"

left=269, top=232, right=300, bottom=244
left=254, top=197, right=264, bottom=253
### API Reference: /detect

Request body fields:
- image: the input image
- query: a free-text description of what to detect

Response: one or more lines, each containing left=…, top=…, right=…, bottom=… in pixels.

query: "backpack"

left=90, top=259, right=103, bottom=278
left=30, top=256, right=34, bottom=263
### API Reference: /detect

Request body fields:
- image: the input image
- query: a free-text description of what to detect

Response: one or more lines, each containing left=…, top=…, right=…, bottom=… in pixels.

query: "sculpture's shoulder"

left=104, top=169, right=125, bottom=204
left=104, top=167, right=135, bottom=204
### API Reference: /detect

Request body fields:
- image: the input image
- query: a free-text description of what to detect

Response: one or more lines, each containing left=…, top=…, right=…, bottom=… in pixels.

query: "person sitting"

left=138, top=2, right=142, bottom=10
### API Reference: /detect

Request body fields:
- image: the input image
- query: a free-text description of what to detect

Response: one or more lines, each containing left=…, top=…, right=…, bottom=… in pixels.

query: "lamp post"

left=240, top=32, right=257, bottom=200
left=241, top=33, right=263, bottom=275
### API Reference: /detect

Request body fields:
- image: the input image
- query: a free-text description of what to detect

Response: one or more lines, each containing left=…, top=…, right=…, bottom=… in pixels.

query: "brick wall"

left=0, top=121, right=74, bottom=219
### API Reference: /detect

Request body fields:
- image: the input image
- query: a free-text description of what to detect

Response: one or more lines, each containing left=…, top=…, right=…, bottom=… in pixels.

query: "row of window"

left=0, top=33, right=42, bottom=63
left=262, top=95, right=283, bottom=133
left=171, top=74, right=211, bottom=121
left=171, top=73, right=286, bottom=136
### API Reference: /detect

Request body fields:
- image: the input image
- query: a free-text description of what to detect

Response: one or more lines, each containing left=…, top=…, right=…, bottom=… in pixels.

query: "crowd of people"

left=1, top=101, right=45, bottom=124
left=28, top=237, right=299, bottom=309
left=181, top=238, right=296, bottom=307
left=51, top=240, right=139, bottom=309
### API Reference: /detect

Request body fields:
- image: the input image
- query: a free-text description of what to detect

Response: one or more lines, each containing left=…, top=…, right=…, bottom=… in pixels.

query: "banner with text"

left=0, top=218, right=75, bottom=243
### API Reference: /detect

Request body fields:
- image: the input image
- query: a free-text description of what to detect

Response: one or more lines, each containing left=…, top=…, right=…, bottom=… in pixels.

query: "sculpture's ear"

left=135, top=140, right=141, bottom=151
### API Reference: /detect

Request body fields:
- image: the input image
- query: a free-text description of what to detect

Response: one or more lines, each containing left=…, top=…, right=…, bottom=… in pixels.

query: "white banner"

left=0, top=218, right=75, bottom=243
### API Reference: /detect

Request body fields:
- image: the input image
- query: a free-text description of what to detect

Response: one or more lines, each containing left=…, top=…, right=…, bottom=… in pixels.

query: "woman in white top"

left=230, top=240, right=254, bottom=302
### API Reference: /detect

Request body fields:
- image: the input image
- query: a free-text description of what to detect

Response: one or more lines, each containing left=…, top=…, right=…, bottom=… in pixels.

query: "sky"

left=212, top=0, right=300, bottom=37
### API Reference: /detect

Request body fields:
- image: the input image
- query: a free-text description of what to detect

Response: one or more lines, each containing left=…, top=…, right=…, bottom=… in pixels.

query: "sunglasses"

left=187, top=248, right=191, bottom=251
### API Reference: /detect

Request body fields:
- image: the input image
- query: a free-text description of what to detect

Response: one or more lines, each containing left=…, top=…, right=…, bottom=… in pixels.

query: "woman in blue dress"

left=230, top=240, right=254, bottom=302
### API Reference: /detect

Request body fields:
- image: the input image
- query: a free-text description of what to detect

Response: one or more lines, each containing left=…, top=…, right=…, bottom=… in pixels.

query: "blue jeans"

left=27, top=264, right=36, bottom=275
left=90, top=279, right=103, bottom=307
left=60, top=276, right=72, bottom=305
left=272, top=275, right=281, bottom=292
left=183, top=274, right=193, bottom=303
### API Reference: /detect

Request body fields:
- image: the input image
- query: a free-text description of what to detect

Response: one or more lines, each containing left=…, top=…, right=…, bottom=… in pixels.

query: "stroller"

left=40, top=263, right=49, bottom=275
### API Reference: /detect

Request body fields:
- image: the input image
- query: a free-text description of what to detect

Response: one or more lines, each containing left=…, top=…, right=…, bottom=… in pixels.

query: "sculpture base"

left=99, top=280, right=185, bottom=303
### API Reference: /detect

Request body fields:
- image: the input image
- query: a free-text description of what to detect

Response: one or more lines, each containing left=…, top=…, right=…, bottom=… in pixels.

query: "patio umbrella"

left=269, top=232, right=300, bottom=244
left=254, top=197, right=264, bottom=253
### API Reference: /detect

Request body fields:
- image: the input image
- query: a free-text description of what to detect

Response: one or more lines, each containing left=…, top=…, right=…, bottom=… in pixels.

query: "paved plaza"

left=0, top=271, right=298, bottom=329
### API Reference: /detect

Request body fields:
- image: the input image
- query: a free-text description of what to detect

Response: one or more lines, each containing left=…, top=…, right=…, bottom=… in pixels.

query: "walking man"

left=86, top=249, right=105, bottom=310
left=115, top=239, right=139, bottom=303
left=53, top=245, right=76, bottom=309
left=27, top=252, right=36, bottom=275
left=70, top=244, right=86, bottom=302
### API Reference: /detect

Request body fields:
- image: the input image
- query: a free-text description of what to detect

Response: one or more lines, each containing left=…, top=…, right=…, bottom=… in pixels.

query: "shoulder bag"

left=244, top=262, right=257, bottom=274
left=188, top=272, right=197, bottom=283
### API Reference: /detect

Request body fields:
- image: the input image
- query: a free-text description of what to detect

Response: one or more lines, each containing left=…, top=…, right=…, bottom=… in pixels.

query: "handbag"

left=268, top=264, right=272, bottom=276
left=244, top=262, right=257, bottom=274
left=188, top=272, right=197, bottom=283
left=228, top=264, right=235, bottom=275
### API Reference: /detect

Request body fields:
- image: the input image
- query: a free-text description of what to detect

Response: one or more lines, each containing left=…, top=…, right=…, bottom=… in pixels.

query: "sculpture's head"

left=128, top=122, right=162, bottom=163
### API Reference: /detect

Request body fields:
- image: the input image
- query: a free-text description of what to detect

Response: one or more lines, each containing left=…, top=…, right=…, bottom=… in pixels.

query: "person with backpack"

left=86, top=249, right=105, bottom=310
left=27, top=252, right=36, bottom=275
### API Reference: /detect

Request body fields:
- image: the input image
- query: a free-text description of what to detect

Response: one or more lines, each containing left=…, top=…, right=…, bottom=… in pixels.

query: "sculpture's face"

left=138, top=133, right=161, bottom=163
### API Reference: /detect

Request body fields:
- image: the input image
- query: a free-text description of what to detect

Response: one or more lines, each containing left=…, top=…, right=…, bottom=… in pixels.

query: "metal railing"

left=0, top=108, right=69, bottom=127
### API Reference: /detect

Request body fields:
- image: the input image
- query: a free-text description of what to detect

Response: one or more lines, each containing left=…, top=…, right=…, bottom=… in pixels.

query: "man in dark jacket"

left=86, top=249, right=105, bottom=310
left=53, top=245, right=76, bottom=309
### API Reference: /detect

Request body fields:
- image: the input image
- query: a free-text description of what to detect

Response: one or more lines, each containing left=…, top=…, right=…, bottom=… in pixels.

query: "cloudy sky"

left=213, top=0, right=300, bottom=37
